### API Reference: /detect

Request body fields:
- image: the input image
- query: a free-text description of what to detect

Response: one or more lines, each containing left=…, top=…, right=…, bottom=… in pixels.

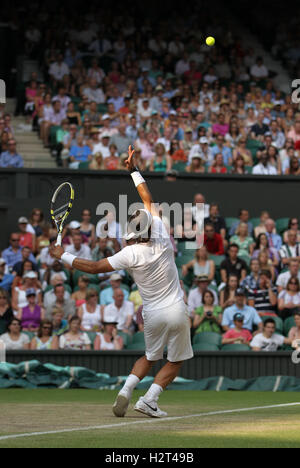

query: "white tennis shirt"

left=107, top=216, right=183, bottom=313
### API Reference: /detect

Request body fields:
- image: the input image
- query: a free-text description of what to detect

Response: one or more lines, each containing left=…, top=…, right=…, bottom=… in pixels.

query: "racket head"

left=50, top=182, right=75, bottom=235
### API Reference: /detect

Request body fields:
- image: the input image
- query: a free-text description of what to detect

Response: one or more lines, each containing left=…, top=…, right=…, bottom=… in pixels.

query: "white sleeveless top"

left=96, top=332, right=116, bottom=350
left=81, top=303, right=101, bottom=331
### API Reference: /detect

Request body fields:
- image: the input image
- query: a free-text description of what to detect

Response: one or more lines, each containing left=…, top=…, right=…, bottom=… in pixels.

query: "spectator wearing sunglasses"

left=278, top=277, right=300, bottom=320
left=30, top=320, right=59, bottom=350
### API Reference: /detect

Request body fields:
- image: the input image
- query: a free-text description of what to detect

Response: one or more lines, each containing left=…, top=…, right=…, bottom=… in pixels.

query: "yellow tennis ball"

left=206, top=36, right=215, bottom=47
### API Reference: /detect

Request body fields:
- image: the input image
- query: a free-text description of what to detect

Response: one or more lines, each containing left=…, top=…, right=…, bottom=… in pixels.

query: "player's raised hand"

left=50, top=244, right=65, bottom=260
left=125, top=145, right=136, bottom=172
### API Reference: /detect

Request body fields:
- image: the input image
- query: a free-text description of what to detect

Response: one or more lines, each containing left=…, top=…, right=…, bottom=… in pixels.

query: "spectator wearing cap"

left=45, top=283, right=75, bottom=321
left=251, top=318, right=291, bottom=351
left=17, top=288, right=44, bottom=332
left=222, top=288, right=263, bottom=333
left=187, top=275, right=219, bottom=318
left=204, top=223, right=225, bottom=256
left=188, top=137, right=214, bottom=165
left=0, top=139, right=24, bottom=168
left=12, top=271, right=42, bottom=313
left=0, top=259, right=14, bottom=291
left=185, top=154, right=206, bottom=173
left=222, top=313, right=253, bottom=346
left=100, top=273, right=129, bottom=306
left=0, top=288, right=14, bottom=335
left=110, top=123, right=132, bottom=154
left=94, top=320, right=124, bottom=350
left=229, top=209, right=254, bottom=237
left=18, top=217, right=36, bottom=252
left=247, top=270, right=278, bottom=317
left=92, top=133, right=111, bottom=158
left=63, top=221, right=89, bottom=246
left=193, top=290, right=223, bottom=335
left=102, top=288, right=134, bottom=334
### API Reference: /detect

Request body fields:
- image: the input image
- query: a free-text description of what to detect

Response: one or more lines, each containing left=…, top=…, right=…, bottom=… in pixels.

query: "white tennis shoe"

left=134, top=397, right=168, bottom=418
left=113, top=393, right=130, bottom=418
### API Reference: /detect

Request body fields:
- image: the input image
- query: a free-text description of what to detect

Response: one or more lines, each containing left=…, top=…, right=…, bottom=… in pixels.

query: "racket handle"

left=56, top=234, right=62, bottom=246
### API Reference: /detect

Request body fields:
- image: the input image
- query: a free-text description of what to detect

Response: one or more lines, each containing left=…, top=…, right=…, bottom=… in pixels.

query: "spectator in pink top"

left=212, top=114, right=229, bottom=137
left=222, top=312, right=252, bottom=346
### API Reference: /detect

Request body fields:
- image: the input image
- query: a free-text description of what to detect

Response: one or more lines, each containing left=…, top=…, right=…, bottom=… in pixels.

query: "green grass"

left=1, top=390, right=300, bottom=448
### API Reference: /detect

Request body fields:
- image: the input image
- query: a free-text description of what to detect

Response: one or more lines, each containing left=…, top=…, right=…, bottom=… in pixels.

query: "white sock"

left=143, top=383, right=163, bottom=403
left=119, top=374, right=140, bottom=397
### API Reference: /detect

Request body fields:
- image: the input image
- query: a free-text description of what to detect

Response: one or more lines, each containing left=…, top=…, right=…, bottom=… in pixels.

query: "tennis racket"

left=50, top=182, right=75, bottom=246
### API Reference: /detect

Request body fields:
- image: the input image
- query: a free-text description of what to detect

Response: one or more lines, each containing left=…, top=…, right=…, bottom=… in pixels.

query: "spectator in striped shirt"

left=248, top=270, right=278, bottom=317
left=279, top=230, right=300, bottom=269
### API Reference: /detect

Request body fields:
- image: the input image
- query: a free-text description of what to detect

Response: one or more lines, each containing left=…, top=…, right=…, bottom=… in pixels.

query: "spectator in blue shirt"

left=211, top=135, right=232, bottom=166
left=0, top=140, right=24, bottom=168
left=265, top=218, right=283, bottom=251
left=69, top=135, right=92, bottom=169
left=2, top=234, right=36, bottom=269
left=229, top=209, right=254, bottom=237
left=100, top=273, right=129, bottom=305
left=0, top=258, right=14, bottom=291
left=222, top=289, right=263, bottom=332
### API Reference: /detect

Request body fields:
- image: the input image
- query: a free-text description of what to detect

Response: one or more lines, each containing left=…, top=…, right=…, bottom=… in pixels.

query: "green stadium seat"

left=261, top=315, right=283, bottom=334
left=22, top=331, right=35, bottom=341
left=86, top=332, right=97, bottom=349
left=117, top=331, right=132, bottom=348
left=193, top=343, right=220, bottom=352
left=245, top=166, right=253, bottom=174
left=250, top=218, right=261, bottom=229
left=79, top=162, right=90, bottom=170
left=225, top=218, right=239, bottom=230
left=50, top=125, right=61, bottom=146
left=225, top=165, right=233, bottom=173
left=97, top=104, right=108, bottom=114
left=221, top=344, right=251, bottom=352
left=276, top=218, right=290, bottom=235
left=209, top=254, right=226, bottom=269
left=283, top=316, right=296, bottom=336
left=193, top=332, right=222, bottom=347
left=126, top=342, right=146, bottom=351
left=172, top=161, right=187, bottom=172
left=132, top=332, right=145, bottom=344
left=72, top=270, right=100, bottom=286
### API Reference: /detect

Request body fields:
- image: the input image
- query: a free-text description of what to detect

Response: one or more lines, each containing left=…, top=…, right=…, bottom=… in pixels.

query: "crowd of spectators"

left=1, top=193, right=300, bottom=353
left=2, top=2, right=300, bottom=173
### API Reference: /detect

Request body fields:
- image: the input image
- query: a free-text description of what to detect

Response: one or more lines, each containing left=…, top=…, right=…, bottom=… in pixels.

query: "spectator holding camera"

left=193, top=290, right=223, bottom=334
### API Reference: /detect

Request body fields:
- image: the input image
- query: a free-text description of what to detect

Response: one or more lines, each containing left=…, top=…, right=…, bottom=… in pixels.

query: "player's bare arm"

left=50, top=245, right=114, bottom=274
left=125, top=145, right=159, bottom=217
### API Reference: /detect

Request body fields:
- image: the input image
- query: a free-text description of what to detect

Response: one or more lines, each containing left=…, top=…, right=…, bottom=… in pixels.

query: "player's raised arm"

left=50, top=245, right=115, bottom=274
left=125, top=145, right=159, bottom=217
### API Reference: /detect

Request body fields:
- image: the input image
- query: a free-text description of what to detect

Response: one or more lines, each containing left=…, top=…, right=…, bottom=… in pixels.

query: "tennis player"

left=50, top=145, right=193, bottom=418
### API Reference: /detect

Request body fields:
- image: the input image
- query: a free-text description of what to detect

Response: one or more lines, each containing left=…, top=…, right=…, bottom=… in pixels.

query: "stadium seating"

left=221, top=344, right=250, bottom=352
left=261, top=315, right=283, bottom=334
left=193, top=332, right=222, bottom=347
left=193, top=343, right=220, bottom=351
left=283, top=317, right=296, bottom=336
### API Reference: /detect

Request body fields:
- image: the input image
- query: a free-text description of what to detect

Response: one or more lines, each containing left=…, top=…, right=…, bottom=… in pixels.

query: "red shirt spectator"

left=204, top=223, right=225, bottom=255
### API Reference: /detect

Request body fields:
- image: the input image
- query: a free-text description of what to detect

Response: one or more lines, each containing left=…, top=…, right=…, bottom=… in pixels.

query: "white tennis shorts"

left=143, top=300, right=194, bottom=363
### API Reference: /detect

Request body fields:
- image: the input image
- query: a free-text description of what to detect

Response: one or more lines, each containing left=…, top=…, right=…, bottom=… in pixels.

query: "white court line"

left=0, top=402, right=300, bottom=442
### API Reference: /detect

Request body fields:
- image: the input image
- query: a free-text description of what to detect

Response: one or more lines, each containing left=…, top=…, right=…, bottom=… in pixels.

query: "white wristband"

left=61, top=252, right=77, bottom=267
left=131, top=171, right=145, bottom=187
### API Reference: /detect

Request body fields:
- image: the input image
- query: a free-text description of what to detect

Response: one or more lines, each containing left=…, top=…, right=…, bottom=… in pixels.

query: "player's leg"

left=135, top=301, right=193, bottom=418
left=113, top=356, right=155, bottom=418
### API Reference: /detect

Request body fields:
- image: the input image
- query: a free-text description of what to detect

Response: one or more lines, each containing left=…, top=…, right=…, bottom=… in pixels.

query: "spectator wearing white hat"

left=18, top=217, right=36, bottom=252
left=98, top=114, right=118, bottom=139
left=100, top=273, right=129, bottom=305
left=188, top=137, right=213, bottom=164
left=62, top=221, right=89, bottom=246
left=92, top=133, right=111, bottom=158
